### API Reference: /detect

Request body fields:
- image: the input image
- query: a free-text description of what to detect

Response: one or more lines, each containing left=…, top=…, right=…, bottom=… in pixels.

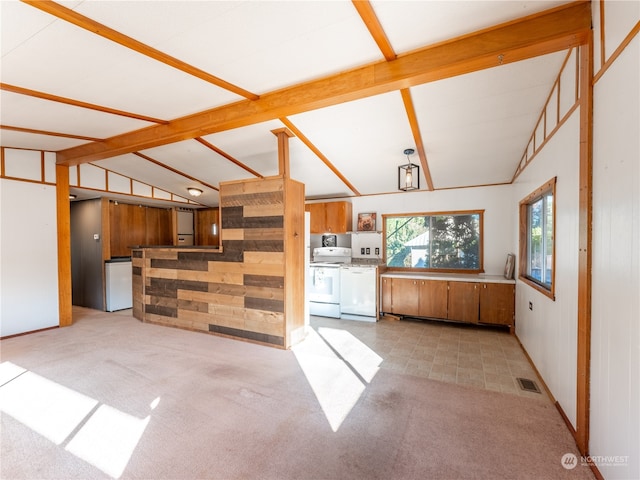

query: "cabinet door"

left=306, top=203, right=326, bottom=234
left=195, top=208, right=220, bottom=246
left=325, top=201, right=352, bottom=233
left=381, top=277, right=393, bottom=313
left=146, top=207, right=173, bottom=246
left=447, top=282, right=480, bottom=323
left=391, top=277, right=420, bottom=316
left=110, top=202, right=146, bottom=257
left=479, top=283, right=515, bottom=326
left=418, top=280, right=448, bottom=319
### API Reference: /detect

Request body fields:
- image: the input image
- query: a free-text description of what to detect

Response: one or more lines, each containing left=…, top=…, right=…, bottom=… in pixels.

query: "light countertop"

left=379, top=271, right=515, bottom=284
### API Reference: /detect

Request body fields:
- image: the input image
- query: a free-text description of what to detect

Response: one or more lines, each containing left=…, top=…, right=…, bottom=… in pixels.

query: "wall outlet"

left=375, top=247, right=380, bottom=255
left=93, top=233, right=100, bottom=240
left=361, top=248, right=365, bottom=255
left=366, top=247, right=370, bottom=254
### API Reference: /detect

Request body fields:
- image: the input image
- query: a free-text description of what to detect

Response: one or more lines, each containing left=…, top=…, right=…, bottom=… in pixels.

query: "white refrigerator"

left=105, top=260, right=133, bottom=311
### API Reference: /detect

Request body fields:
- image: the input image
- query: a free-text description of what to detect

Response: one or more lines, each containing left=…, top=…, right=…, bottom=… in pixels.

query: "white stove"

left=309, top=247, right=351, bottom=318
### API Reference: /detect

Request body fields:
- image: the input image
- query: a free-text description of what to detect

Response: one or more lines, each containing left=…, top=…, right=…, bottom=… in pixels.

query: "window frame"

left=382, top=209, right=484, bottom=274
left=518, top=177, right=556, bottom=300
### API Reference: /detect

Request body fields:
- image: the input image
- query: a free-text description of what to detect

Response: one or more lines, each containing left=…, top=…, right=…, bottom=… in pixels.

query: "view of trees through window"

left=384, top=211, right=482, bottom=271
left=519, top=177, right=556, bottom=298
left=527, top=193, right=553, bottom=287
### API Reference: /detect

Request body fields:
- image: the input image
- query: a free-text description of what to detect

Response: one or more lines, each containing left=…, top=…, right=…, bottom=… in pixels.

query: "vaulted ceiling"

left=1, top=0, right=591, bottom=207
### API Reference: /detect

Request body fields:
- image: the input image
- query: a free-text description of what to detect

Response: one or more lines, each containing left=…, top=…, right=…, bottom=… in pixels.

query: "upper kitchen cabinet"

left=109, top=201, right=173, bottom=257
left=305, top=201, right=352, bottom=234
left=195, top=208, right=220, bottom=246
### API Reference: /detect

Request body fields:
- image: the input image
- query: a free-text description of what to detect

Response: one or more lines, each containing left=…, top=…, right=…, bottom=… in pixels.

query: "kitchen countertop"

left=379, top=271, right=515, bottom=284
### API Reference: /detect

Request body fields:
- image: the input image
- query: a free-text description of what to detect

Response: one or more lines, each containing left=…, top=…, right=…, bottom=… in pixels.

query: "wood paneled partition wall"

left=132, top=176, right=306, bottom=349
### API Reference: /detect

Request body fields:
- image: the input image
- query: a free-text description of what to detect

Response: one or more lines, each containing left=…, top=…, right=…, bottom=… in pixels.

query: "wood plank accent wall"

left=132, top=176, right=305, bottom=349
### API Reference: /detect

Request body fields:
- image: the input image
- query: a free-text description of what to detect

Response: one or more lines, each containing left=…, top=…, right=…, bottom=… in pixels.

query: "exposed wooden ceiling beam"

left=56, top=1, right=591, bottom=166
left=400, top=89, right=434, bottom=191
left=1, top=83, right=168, bottom=124
left=21, top=0, right=259, bottom=101
left=352, top=1, right=396, bottom=61
left=1, top=124, right=103, bottom=142
left=133, top=152, right=219, bottom=191
left=193, top=138, right=263, bottom=178
left=279, top=117, right=362, bottom=197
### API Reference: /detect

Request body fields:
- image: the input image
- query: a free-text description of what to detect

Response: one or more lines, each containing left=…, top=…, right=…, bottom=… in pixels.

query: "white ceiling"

left=0, top=0, right=576, bottom=208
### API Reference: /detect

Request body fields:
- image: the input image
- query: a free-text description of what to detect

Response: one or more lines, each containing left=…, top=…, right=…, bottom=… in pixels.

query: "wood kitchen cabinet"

left=390, top=277, right=420, bottom=316
left=305, top=201, right=352, bottom=233
left=447, top=281, right=480, bottom=323
left=109, top=202, right=173, bottom=257
left=381, top=277, right=448, bottom=318
left=479, top=283, right=515, bottom=326
left=380, top=277, right=420, bottom=315
left=146, top=207, right=173, bottom=246
left=381, top=277, right=393, bottom=313
left=380, top=275, right=515, bottom=330
left=418, top=280, right=449, bottom=319
left=195, top=208, right=220, bottom=246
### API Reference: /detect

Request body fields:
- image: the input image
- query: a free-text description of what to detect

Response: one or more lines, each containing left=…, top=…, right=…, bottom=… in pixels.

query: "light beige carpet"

left=0, top=307, right=594, bottom=480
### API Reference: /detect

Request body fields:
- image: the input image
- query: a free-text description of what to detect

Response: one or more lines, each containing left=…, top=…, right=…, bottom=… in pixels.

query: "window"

left=383, top=210, right=483, bottom=272
left=519, top=178, right=556, bottom=299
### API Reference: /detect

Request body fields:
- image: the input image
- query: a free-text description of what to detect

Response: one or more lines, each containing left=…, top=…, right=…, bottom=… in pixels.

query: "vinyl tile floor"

left=310, top=315, right=549, bottom=401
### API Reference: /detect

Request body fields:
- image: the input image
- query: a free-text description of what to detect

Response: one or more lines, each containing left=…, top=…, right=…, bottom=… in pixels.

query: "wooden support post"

left=271, top=128, right=294, bottom=178
left=576, top=35, right=593, bottom=456
left=56, top=164, right=73, bottom=327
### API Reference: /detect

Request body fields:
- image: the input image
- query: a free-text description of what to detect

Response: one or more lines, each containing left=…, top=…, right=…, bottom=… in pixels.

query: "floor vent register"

left=517, top=377, right=541, bottom=394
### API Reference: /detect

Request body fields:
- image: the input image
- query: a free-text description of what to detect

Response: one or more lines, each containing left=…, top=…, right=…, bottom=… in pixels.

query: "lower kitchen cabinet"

left=479, top=283, right=515, bottom=326
left=380, top=275, right=515, bottom=330
left=447, top=281, right=480, bottom=323
left=387, top=277, right=420, bottom=316
left=418, top=280, right=448, bottom=319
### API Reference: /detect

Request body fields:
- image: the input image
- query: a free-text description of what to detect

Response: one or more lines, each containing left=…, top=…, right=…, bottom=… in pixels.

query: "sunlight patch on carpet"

left=0, top=361, right=154, bottom=479
left=0, top=363, right=98, bottom=445
left=292, top=327, right=381, bottom=432
left=66, top=405, right=150, bottom=478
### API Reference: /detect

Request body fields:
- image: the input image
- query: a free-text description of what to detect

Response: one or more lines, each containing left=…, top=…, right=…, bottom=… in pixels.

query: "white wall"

left=590, top=2, right=640, bottom=477
left=0, top=178, right=60, bottom=336
left=512, top=110, right=581, bottom=427
left=347, top=184, right=514, bottom=275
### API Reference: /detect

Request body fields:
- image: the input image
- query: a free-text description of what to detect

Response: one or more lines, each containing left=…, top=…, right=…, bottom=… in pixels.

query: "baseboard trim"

left=0, top=325, right=59, bottom=340
left=513, top=333, right=556, bottom=402
left=554, top=400, right=577, bottom=437
left=586, top=458, right=605, bottom=480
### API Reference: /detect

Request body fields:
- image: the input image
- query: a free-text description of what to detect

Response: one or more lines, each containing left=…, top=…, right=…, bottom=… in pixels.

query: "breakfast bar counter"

left=130, top=176, right=306, bottom=351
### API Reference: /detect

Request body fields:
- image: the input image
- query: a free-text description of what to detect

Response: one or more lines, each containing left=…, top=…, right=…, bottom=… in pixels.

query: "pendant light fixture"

left=398, top=148, right=419, bottom=191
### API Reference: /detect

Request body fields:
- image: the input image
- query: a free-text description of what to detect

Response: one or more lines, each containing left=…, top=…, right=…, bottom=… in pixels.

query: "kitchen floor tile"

left=310, top=315, right=549, bottom=401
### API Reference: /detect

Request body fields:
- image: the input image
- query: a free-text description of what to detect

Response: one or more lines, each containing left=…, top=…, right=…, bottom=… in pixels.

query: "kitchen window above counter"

left=382, top=210, right=483, bottom=273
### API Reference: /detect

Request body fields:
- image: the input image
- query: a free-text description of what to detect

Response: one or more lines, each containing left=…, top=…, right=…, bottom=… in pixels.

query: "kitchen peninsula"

left=132, top=175, right=306, bottom=349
